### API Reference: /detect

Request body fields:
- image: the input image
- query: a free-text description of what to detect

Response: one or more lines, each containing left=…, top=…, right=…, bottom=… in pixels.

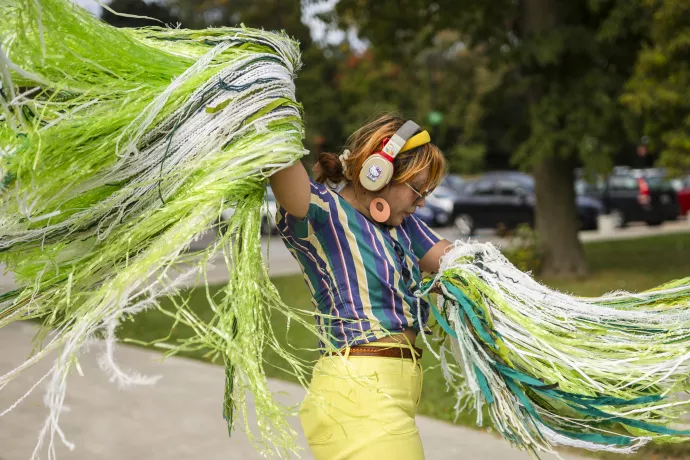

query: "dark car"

left=440, top=174, right=465, bottom=193
left=453, top=172, right=603, bottom=236
left=414, top=201, right=450, bottom=227
left=576, top=171, right=679, bottom=227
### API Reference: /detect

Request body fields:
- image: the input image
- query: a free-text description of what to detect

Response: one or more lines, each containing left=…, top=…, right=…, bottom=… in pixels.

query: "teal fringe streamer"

left=421, top=241, right=690, bottom=457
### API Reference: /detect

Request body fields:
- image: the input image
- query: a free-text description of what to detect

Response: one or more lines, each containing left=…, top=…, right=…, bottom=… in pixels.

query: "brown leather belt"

left=326, top=345, right=423, bottom=360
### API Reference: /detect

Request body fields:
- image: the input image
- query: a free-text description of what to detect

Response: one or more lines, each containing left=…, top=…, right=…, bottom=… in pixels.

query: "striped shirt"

left=276, top=178, right=442, bottom=350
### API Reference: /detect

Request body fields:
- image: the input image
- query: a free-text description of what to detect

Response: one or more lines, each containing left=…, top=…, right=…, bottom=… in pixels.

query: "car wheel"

left=434, top=212, right=450, bottom=227
left=454, top=214, right=475, bottom=237
left=610, top=209, right=626, bottom=228
left=260, top=218, right=270, bottom=236
left=646, top=220, right=662, bottom=227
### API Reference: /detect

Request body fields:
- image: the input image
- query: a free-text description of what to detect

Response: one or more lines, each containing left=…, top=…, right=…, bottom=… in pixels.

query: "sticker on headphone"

left=383, top=140, right=402, bottom=156
left=366, top=164, right=382, bottom=182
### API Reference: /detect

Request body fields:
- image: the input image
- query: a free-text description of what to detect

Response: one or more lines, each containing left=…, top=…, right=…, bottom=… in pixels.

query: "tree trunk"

left=534, top=156, right=588, bottom=277
left=521, top=0, right=588, bottom=277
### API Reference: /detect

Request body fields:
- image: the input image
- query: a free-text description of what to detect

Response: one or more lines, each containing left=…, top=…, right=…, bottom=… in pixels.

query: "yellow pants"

left=299, top=344, right=424, bottom=460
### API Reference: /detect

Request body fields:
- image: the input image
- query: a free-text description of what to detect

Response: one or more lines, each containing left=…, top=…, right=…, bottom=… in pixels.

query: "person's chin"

left=390, top=213, right=409, bottom=226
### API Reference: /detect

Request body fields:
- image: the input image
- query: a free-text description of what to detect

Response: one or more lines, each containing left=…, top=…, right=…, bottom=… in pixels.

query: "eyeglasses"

left=405, top=182, right=433, bottom=203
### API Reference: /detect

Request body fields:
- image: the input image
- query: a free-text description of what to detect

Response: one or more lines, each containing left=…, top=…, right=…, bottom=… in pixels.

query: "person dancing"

left=270, top=113, right=450, bottom=460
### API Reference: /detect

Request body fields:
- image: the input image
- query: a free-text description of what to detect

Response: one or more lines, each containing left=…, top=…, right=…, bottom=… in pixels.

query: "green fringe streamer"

left=421, top=242, right=690, bottom=458
left=0, top=0, right=330, bottom=457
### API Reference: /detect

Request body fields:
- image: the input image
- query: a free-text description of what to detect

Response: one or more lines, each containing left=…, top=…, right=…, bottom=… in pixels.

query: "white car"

left=220, top=186, right=278, bottom=236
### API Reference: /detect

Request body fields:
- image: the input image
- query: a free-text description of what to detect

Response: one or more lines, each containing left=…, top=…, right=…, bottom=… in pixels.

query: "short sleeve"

left=401, top=214, right=443, bottom=260
left=276, top=178, right=332, bottom=239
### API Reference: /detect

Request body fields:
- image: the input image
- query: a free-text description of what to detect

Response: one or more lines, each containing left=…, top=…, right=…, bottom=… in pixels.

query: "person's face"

left=380, top=170, right=432, bottom=226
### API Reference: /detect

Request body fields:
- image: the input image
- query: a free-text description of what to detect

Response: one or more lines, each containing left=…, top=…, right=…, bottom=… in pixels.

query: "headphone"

left=358, top=120, right=431, bottom=192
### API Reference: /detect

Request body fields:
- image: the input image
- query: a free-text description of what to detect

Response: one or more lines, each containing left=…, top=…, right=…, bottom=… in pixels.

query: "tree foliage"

left=321, top=0, right=651, bottom=172
left=314, top=0, right=654, bottom=276
left=621, top=0, right=690, bottom=172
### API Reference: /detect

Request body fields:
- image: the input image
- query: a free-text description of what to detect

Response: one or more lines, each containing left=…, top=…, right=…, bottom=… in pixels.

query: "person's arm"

left=419, top=239, right=452, bottom=274
left=403, top=214, right=452, bottom=274
left=269, top=161, right=311, bottom=219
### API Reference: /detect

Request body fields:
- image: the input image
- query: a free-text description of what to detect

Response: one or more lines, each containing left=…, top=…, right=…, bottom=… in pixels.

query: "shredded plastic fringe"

left=0, top=0, right=329, bottom=458
left=420, top=241, right=690, bottom=459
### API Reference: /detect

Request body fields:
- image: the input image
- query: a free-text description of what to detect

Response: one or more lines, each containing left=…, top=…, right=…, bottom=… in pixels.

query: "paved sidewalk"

left=0, top=322, right=587, bottom=460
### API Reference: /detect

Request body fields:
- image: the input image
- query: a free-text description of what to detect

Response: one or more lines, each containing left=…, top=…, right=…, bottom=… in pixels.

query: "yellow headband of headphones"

left=399, top=130, right=431, bottom=153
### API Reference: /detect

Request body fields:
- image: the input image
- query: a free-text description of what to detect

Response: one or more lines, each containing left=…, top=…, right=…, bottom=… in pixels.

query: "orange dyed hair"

left=313, top=113, right=447, bottom=195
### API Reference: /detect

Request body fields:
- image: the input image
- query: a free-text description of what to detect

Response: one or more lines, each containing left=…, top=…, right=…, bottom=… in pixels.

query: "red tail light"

left=637, top=178, right=651, bottom=205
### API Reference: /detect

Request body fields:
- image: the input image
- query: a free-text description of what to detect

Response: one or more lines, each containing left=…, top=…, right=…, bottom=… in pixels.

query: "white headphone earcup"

left=359, top=155, right=394, bottom=191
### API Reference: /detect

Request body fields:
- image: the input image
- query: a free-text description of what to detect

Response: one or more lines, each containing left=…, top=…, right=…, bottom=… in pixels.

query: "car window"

left=609, top=175, right=638, bottom=191
left=473, top=180, right=495, bottom=196
left=446, top=175, right=464, bottom=189
left=575, top=181, right=585, bottom=195
left=575, top=179, right=601, bottom=195
left=495, top=180, right=522, bottom=196
left=575, top=180, right=589, bottom=195
left=431, top=186, right=454, bottom=199
left=670, top=179, right=684, bottom=192
left=457, top=182, right=473, bottom=194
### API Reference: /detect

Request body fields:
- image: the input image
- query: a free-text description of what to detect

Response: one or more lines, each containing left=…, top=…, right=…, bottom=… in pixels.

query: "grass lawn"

left=116, top=232, right=690, bottom=459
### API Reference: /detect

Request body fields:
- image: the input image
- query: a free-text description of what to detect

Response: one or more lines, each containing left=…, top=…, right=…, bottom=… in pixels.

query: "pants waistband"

left=325, top=344, right=423, bottom=360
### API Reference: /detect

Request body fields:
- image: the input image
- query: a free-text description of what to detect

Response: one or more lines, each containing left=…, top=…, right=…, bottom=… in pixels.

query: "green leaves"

left=621, top=0, right=690, bottom=172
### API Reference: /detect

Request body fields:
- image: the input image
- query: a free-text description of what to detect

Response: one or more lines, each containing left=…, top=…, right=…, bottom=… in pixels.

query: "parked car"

left=670, top=175, right=690, bottom=216
left=221, top=186, right=278, bottom=235
left=440, top=174, right=465, bottom=193
left=453, top=171, right=603, bottom=236
left=413, top=205, right=434, bottom=225
left=414, top=202, right=448, bottom=227
left=408, top=184, right=454, bottom=227
left=576, top=170, right=679, bottom=227
left=424, top=186, right=455, bottom=227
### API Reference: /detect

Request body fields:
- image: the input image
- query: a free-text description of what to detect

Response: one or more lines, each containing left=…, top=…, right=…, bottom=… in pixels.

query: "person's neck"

left=340, top=183, right=375, bottom=221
